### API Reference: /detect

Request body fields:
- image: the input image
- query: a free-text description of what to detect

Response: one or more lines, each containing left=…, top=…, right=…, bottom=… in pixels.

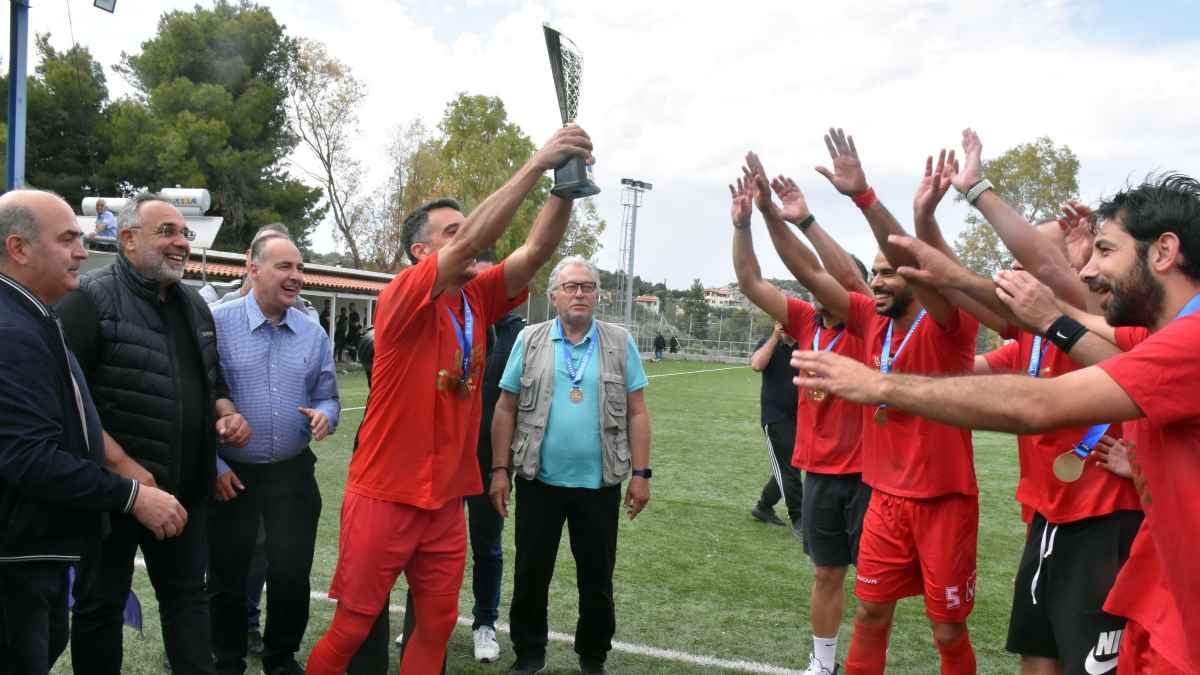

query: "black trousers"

left=208, top=450, right=322, bottom=674
left=757, top=420, right=804, bottom=525
left=510, top=477, right=621, bottom=664
left=0, top=562, right=70, bottom=675
left=71, top=501, right=214, bottom=675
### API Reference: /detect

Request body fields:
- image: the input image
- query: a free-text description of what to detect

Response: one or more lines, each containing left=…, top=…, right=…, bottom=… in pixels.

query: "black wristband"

left=1045, top=315, right=1088, bottom=353
left=795, top=214, right=816, bottom=231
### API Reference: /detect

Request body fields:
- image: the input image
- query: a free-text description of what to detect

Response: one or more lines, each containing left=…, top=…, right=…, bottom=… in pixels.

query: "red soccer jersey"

left=1098, top=313, right=1200, bottom=672
left=348, top=253, right=527, bottom=509
left=787, top=297, right=864, bottom=474
left=843, top=292, right=979, bottom=498
left=983, top=330, right=1141, bottom=523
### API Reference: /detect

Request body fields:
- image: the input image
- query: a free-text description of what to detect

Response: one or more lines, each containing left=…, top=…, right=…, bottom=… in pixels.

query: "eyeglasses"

left=130, top=224, right=197, bottom=241
left=557, top=281, right=598, bottom=295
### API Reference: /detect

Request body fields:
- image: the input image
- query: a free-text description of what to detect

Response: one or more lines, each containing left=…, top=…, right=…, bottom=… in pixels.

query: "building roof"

left=184, top=259, right=390, bottom=294
left=634, top=295, right=659, bottom=302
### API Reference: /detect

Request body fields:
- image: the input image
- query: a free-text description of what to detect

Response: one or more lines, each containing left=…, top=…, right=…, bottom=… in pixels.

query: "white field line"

left=132, top=558, right=801, bottom=674
left=340, top=366, right=744, bottom=412
left=648, top=365, right=746, bottom=379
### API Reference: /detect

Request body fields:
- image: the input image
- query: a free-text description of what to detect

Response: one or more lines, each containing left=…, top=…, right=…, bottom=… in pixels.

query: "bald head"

left=0, top=189, right=88, bottom=303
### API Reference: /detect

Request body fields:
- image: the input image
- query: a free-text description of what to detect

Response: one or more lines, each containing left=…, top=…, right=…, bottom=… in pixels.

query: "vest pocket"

left=517, top=376, right=539, bottom=411
left=511, top=434, right=529, bottom=466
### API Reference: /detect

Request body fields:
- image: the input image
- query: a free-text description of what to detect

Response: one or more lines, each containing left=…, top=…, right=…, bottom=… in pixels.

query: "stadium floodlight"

left=616, top=178, right=653, bottom=327
left=94, top=0, right=117, bottom=12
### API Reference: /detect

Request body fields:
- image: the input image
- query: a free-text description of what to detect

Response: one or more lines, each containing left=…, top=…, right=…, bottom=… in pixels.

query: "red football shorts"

left=328, top=491, right=467, bottom=613
left=1118, top=620, right=1190, bottom=675
left=854, top=490, right=978, bottom=623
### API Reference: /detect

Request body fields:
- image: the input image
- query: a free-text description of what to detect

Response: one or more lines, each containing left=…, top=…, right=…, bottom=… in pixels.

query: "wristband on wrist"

left=851, top=187, right=878, bottom=210
left=965, top=179, right=994, bottom=206
left=1045, top=315, right=1088, bottom=353
left=794, top=214, right=816, bottom=231
left=491, top=466, right=511, bottom=475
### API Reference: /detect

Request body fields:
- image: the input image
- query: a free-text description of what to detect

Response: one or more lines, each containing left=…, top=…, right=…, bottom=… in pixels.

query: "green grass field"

left=52, top=360, right=1027, bottom=674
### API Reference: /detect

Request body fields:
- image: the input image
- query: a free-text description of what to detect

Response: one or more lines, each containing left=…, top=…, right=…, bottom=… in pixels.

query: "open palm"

left=771, top=176, right=812, bottom=223
left=729, top=176, right=753, bottom=228
left=914, top=149, right=957, bottom=219
left=949, top=128, right=984, bottom=193
left=816, top=127, right=868, bottom=196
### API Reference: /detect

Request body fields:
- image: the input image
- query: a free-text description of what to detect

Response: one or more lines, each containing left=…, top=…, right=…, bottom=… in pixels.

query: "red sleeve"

left=374, top=254, right=439, bottom=343
left=1098, top=316, right=1200, bottom=427
left=786, top=298, right=817, bottom=345
left=983, top=340, right=1021, bottom=373
left=464, top=260, right=529, bottom=327
left=1000, top=323, right=1021, bottom=341
left=939, top=307, right=980, bottom=341
left=844, top=292, right=877, bottom=338
left=1115, top=326, right=1152, bottom=352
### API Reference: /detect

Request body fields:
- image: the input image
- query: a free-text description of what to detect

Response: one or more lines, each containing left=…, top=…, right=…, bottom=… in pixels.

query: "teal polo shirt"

left=499, top=318, right=648, bottom=488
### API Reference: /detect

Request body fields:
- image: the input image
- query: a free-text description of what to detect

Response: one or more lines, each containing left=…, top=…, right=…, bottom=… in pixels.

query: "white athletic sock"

left=813, top=634, right=838, bottom=669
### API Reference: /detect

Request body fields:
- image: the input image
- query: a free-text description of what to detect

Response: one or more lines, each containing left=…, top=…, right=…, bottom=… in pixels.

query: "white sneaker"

left=803, top=655, right=839, bottom=675
left=473, top=625, right=500, bottom=663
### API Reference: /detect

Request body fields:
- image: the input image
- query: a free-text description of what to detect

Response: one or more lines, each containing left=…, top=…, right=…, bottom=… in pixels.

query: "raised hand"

left=771, top=176, right=812, bottom=224
left=532, top=124, right=594, bottom=172
left=729, top=176, right=753, bottom=229
left=949, top=128, right=984, bottom=193
left=914, top=149, right=957, bottom=220
left=887, top=234, right=969, bottom=289
left=994, top=270, right=1062, bottom=334
left=815, top=127, right=868, bottom=196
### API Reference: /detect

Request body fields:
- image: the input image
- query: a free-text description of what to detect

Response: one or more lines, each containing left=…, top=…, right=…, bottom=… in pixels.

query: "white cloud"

left=6, top=0, right=1200, bottom=287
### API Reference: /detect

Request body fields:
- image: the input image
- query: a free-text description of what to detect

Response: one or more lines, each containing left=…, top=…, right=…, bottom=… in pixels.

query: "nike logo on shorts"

left=1084, top=629, right=1122, bottom=674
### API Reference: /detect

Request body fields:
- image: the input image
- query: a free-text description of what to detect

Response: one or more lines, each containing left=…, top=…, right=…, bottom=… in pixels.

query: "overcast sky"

left=7, top=0, right=1200, bottom=287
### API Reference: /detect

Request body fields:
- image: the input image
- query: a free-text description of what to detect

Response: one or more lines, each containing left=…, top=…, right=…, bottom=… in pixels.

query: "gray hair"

left=547, top=255, right=601, bottom=298
left=0, top=201, right=40, bottom=262
left=250, top=230, right=294, bottom=263
left=116, top=191, right=170, bottom=239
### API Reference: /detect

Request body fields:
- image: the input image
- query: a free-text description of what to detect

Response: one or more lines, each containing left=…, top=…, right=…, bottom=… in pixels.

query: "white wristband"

left=965, top=179, right=994, bottom=206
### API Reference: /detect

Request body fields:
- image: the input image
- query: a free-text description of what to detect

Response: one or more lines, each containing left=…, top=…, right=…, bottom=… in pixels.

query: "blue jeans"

left=653, top=349, right=663, bottom=361
left=466, top=487, right=504, bottom=629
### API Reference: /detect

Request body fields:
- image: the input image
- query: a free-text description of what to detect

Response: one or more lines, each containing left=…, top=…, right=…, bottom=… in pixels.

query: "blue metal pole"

left=6, top=0, right=30, bottom=191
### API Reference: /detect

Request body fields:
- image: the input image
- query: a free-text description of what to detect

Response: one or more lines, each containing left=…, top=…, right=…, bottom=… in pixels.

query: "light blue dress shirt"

left=499, top=319, right=647, bottom=488
left=94, top=211, right=117, bottom=238
left=211, top=291, right=340, bottom=472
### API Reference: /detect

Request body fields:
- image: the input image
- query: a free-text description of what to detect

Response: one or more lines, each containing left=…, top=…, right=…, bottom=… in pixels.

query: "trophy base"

left=551, top=156, right=601, bottom=199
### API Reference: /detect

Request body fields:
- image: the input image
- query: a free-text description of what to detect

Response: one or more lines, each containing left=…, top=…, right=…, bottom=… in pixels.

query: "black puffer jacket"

left=56, top=256, right=228, bottom=495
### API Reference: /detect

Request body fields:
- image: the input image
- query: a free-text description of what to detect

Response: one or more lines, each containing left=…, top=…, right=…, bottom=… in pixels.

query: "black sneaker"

left=507, top=657, right=547, bottom=675
left=751, top=505, right=786, bottom=526
left=247, top=629, right=264, bottom=656
left=580, top=656, right=611, bottom=674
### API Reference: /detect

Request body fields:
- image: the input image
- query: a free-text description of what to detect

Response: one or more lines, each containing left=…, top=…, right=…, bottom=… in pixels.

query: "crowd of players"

left=733, top=127, right=1200, bottom=675
left=2, top=114, right=1199, bottom=675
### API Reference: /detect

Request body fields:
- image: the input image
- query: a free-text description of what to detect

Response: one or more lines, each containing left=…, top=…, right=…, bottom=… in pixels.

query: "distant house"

left=704, top=286, right=737, bottom=309
left=634, top=295, right=660, bottom=314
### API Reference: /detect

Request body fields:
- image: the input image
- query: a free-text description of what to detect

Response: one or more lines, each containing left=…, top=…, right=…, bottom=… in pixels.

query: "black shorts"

left=1006, top=509, right=1143, bottom=673
left=800, top=472, right=871, bottom=567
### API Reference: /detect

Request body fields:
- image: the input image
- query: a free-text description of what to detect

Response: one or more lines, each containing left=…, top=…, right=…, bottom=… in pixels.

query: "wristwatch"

left=632, top=468, right=652, bottom=479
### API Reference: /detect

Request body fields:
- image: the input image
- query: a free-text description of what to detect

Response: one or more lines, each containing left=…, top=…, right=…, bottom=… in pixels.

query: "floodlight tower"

left=617, top=178, right=652, bottom=327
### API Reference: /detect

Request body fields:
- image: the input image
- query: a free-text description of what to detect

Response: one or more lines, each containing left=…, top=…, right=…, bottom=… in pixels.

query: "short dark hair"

left=851, top=254, right=869, bottom=282
left=1097, top=173, right=1200, bottom=281
left=401, top=197, right=462, bottom=264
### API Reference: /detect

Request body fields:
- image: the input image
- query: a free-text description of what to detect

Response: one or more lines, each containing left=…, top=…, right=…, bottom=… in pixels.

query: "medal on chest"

left=873, top=310, right=925, bottom=427
left=442, top=291, right=475, bottom=400
left=807, top=324, right=841, bottom=403
left=561, top=322, right=597, bottom=404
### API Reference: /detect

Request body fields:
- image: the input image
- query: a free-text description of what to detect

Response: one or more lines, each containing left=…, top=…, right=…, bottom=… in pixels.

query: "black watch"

left=632, top=468, right=652, bottom=479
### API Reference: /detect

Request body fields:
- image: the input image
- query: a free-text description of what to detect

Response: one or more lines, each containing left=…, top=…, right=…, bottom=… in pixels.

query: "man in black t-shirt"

left=749, top=323, right=803, bottom=529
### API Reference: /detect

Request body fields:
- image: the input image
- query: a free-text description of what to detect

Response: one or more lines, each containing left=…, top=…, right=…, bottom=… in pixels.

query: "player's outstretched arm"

left=886, top=234, right=1017, bottom=333
left=815, top=127, right=958, bottom=329
left=502, top=194, right=572, bottom=298
left=993, top=270, right=1124, bottom=365
left=729, top=173, right=789, bottom=327
left=951, top=128, right=1089, bottom=309
left=744, top=154, right=849, bottom=324
left=771, top=174, right=871, bottom=296
left=438, top=125, right=592, bottom=296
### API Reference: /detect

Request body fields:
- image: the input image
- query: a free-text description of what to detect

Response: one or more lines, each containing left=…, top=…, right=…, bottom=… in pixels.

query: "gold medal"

left=874, top=407, right=888, bottom=426
left=569, top=387, right=584, bottom=403
left=456, top=380, right=471, bottom=400
left=806, top=371, right=827, bottom=402
left=436, top=369, right=452, bottom=391
left=1053, top=451, right=1086, bottom=482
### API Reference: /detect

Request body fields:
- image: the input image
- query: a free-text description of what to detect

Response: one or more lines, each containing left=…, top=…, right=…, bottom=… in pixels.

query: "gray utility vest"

left=511, top=319, right=632, bottom=487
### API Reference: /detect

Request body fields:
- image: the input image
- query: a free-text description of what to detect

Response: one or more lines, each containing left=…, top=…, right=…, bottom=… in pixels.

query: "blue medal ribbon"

left=560, top=320, right=597, bottom=391
left=1174, top=292, right=1200, bottom=320
left=446, top=291, right=474, bottom=385
left=1027, top=335, right=1050, bottom=378
left=812, top=323, right=844, bottom=353
left=876, top=309, right=926, bottom=411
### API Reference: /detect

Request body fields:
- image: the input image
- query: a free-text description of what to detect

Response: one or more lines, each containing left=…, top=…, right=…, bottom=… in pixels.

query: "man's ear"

left=3, top=234, right=30, bottom=265
left=1153, top=232, right=1183, bottom=273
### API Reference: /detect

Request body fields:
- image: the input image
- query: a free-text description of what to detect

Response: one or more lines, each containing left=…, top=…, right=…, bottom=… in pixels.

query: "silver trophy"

left=544, top=23, right=601, bottom=198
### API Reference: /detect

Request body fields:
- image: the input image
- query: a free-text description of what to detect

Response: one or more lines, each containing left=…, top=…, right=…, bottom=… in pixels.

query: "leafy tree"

left=953, top=136, right=1079, bottom=277
left=286, top=37, right=368, bottom=267
left=0, top=35, right=111, bottom=207
left=682, top=278, right=710, bottom=339
left=106, top=0, right=323, bottom=250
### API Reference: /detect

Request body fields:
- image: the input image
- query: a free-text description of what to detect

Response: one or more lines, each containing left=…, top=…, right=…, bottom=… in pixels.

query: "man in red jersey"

left=729, top=168, right=871, bottom=675
left=793, top=173, right=1200, bottom=675
left=743, top=128, right=981, bottom=674
left=305, top=125, right=593, bottom=675
left=894, top=130, right=1143, bottom=675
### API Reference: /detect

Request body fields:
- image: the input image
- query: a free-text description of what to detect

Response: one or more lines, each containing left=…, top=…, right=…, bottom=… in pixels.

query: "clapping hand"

left=914, top=149, right=958, bottom=221
left=949, top=128, right=984, bottom=194
left=729, top=176, right=753, bottom=229
left=771, top=176, right=812, bottom=224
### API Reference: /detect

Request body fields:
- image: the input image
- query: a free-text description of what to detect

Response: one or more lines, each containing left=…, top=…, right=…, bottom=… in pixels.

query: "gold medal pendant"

left=1053, top=451, right=1086, bottom=483
left=569, top=387, right=584, bottom=403
left=873, top=407, right=888, bottom=426
left=436, top=369, right=451, bottom=392
left=456, top=381, right=471, bottom=400
left=807, top=371, right=826, bottom=402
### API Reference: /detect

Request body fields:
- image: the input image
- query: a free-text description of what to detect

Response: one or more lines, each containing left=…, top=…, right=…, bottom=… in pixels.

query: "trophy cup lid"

left=544, top=23, right=583, bottom=124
